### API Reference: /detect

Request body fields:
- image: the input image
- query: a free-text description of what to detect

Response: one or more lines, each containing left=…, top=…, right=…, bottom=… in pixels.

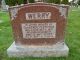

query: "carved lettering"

left=26, top=12, right=51, bottom=20
left=21, top=23, right=56, bottom=39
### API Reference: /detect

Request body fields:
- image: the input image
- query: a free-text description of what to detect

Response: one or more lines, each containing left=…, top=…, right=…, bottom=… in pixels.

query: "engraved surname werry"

left=26, top=12, right=51, bottom=20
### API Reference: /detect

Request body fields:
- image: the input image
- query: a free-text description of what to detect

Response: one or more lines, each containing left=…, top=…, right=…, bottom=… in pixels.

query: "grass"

left=0, top=7, right=80, bottom=60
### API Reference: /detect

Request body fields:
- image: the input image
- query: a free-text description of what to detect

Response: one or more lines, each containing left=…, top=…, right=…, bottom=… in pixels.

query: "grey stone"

left=7, top=42, right=69, bottom=57
left=1, top=0, right=8, bottom=11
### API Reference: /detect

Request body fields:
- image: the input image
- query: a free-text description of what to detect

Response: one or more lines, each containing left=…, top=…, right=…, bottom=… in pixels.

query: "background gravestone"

left=7, top=3, right=69, bottom=57
left=1, top=0, right=8, bottom=11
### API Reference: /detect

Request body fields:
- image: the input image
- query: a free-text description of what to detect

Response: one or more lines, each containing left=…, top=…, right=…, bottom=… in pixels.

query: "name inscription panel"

left=26, top=12, right=51, bottom=20
left=21, top=23, right=56, bottom=39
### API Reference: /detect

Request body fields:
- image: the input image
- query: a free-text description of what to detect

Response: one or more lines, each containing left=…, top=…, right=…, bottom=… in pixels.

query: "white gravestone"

left=1, top=0, right=8, bottom=11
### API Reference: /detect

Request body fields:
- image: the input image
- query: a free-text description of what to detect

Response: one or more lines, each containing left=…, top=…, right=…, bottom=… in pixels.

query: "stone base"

left=7, top=42, right=69, bottom=57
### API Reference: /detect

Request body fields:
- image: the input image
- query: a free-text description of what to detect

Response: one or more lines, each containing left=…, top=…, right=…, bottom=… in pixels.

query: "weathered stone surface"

left=9, top=3, right=69, bottom=45
left=7, top=42, right=69, bottom=57
left=7, top=3, right=69, bottom=57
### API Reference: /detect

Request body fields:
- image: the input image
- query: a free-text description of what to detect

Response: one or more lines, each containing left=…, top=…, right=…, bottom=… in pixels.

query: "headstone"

left=7, top=3, right=69, bottom=57
left=1, top=0, right=8, bottom=11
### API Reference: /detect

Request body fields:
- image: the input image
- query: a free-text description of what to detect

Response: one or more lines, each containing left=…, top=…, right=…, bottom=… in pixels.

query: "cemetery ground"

left=0, top=7, right=80, bottom=60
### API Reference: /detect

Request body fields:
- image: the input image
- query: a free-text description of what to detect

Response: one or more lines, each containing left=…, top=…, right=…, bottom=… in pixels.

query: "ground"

left=0, top=7, right=80, bottom=60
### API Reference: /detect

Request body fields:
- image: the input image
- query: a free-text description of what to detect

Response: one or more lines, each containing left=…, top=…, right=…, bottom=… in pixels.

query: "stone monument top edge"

left=9, top=3, right=69, bottom=9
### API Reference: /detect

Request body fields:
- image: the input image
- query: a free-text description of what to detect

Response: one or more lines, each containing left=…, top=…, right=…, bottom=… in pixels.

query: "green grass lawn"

left=0, top=7, right=80, bottom=60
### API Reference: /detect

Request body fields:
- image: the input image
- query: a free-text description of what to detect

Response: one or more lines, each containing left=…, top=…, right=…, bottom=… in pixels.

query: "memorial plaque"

left=9, top=3, right=69, bottom=45
left=21, top=23, right=56, bottom=39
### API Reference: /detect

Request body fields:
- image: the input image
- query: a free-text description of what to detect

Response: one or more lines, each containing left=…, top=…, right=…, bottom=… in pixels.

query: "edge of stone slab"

left=7, top=42, right=69, bottom=57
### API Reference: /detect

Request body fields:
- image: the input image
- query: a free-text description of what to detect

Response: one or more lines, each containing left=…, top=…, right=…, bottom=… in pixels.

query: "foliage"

left=16, top=0, right=24, bottom=5
left=5, top=0, right=69, bottom=6
left=78, top=0, right=80, bottom=5
left=45, top=0, right=68, bottom=4
left=29, top=0, right=35, bottom=3
left=5, top=0, right=24, bottom=6
left=5, top=0, right=16, bottom=6
left=46, top=0, right=55, bottom=3
left=61, top=0, right=69, bottom=4
left=54, top=0, right=60, bottom=4
left=5, top=0, right=35, bottom=6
